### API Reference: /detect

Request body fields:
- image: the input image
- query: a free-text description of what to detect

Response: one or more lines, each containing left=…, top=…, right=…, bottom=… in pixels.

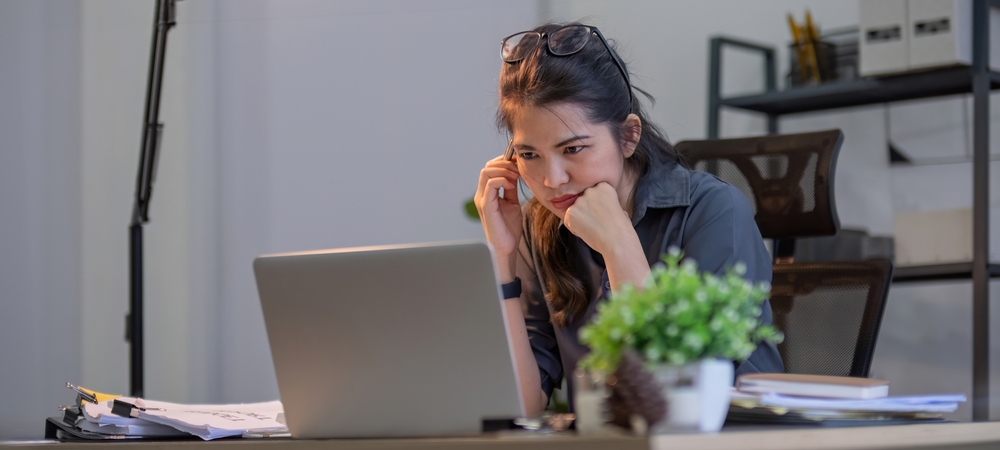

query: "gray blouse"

left=514, top=153, right=784, bottom=409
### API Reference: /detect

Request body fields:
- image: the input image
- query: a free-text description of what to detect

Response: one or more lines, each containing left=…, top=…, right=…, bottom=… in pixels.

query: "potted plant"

left=578, top=247, right=783, bottom=433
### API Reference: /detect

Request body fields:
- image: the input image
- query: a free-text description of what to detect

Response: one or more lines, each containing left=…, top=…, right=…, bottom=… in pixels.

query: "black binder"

left=43, top=409, right=197, bottom=442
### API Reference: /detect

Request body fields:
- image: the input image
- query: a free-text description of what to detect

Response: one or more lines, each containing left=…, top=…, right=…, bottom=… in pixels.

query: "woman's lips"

left=550, top=194, right=580, bottom=210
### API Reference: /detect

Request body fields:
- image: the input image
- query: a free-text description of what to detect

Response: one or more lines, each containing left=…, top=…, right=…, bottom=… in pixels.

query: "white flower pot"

left=650, top=358, right=733, bottom=433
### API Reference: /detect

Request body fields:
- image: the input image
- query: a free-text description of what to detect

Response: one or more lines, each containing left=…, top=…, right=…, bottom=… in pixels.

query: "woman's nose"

left=541, top=160, right=569, bottom=188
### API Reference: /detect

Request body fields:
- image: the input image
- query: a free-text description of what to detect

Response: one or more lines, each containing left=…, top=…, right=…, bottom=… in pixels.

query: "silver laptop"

left=253, top=241, right=525, bottom=438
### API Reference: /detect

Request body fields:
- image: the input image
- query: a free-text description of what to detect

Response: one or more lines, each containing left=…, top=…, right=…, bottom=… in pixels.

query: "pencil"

left=804, top=10, right=821, bottom=84
left=787, top=14, right=808, bottom=85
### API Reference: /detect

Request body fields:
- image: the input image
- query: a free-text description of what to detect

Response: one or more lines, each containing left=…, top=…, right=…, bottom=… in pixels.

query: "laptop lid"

left=254, top=241, right=525, bottom=438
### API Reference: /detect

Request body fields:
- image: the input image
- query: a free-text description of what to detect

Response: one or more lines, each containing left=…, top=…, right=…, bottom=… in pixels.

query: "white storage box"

left=908, top=0, right=1000, bottom=72
left=860, top=0, right=910, bottom=76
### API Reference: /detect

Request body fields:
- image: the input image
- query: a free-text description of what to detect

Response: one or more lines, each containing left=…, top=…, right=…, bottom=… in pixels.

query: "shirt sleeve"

left=515, top=237, right=562, bottom=399
left=680, top=180, right=785, bottom=375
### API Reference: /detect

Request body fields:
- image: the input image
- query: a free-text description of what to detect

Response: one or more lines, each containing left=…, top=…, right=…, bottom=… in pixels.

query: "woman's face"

left=510, top=102, right=638, bottom=220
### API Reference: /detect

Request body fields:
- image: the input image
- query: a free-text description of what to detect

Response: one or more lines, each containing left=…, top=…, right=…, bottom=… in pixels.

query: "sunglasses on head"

left=500, top=25, right=634, bottom=110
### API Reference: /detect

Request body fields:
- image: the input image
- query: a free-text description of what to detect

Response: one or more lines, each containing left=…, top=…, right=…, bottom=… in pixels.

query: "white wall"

left=0, top=1, right=81, bottom=439
left=78, top=0, right=149, bottom=403
left=79, top=0, right=220, bottom=405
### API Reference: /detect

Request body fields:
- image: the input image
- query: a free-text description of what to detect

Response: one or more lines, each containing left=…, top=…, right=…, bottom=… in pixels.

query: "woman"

left=474, top=22, right=783, bottom=418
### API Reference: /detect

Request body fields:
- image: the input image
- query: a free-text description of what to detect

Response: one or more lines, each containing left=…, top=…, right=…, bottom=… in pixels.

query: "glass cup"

left=573, top=368, right=610, bottom=435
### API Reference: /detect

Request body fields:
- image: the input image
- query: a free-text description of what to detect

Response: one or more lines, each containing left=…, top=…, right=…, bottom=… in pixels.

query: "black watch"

left=501, top=277, right=522, bottom=299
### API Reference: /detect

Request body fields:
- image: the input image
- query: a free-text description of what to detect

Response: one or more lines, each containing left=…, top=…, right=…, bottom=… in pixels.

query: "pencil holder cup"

left=788, top=40, right=837, bottom=87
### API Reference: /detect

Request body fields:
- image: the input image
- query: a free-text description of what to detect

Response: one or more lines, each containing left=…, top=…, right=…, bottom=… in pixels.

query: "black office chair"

left=770, top=260, right=893, bottom=377
left=675, top=130, right=893, bottom=377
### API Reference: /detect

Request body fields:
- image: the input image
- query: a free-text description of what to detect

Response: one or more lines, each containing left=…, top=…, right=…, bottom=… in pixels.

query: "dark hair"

left=497, top=22, right=681, bottom=327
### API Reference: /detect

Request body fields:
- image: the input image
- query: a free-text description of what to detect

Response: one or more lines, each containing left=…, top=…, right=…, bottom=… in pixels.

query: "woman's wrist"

left=592, top=217, right=636, bottom=257
left=496, top=253, right=517, bottom=284
left=603, top=230, right=650, bottom=290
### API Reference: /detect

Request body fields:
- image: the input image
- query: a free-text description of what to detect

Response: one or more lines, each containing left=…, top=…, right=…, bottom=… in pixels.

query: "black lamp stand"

left=127, top=0, right=177, bottom=399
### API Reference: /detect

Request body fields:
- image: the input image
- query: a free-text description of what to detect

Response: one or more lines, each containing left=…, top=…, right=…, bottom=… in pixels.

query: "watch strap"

left=501, top=277, right=522, bottom=299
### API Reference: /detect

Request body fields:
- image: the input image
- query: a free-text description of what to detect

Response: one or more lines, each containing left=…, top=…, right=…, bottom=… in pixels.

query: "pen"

left=502, top=138, right=515, bottom=161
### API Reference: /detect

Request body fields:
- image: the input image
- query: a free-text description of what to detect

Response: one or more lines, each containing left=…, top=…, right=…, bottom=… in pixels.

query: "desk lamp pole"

left=127, top=0, right=177, bottom=399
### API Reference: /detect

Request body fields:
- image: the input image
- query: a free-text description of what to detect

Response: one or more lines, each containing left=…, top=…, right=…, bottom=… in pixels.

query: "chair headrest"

left=676, top=129, right=843, bottom=239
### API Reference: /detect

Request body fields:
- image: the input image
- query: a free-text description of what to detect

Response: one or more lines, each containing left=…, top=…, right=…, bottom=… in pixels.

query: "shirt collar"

left=630, top=153, right=690, bottom=226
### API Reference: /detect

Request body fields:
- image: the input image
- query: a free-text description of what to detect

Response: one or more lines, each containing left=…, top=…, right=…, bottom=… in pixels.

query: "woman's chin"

left=543, top=204, right=566, bottom=220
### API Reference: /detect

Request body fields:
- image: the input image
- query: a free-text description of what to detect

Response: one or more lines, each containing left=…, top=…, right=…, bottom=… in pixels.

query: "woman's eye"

left=565, top=146, right=585, bottom=154
left=518, top=152, right=537, bottom=160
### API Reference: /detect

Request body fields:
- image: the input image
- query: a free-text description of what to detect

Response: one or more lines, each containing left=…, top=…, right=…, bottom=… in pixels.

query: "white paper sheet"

left=132, top=398, right=286, bottom=440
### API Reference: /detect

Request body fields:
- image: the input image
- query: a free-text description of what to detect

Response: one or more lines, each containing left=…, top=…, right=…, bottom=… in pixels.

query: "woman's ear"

left=621, top=113, right=642, bottom=158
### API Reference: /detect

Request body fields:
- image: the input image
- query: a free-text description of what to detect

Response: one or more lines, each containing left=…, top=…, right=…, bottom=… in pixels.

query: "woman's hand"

left=562, top=182, right=632, bottom=255
left=475, top=156, right=523, bottom=279
left=565, top=182, right=651, bottom=291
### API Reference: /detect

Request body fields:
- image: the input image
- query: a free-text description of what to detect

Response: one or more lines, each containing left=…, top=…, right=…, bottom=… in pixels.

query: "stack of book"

left=728, top=374, right=965, bottom=426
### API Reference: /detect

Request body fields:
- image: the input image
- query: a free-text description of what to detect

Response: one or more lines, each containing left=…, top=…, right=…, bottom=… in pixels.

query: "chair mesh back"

left=675, top=130, right=843, bottom=239
left=769, top=260, right=893, bottom=377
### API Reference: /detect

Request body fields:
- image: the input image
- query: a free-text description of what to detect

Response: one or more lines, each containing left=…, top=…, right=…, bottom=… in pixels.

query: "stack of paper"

left=79, top=399, right=188, bottom=437
left=757, top=393, right=965, bottom=413
left=82, top=397, right=286, bottom=440
left=728, top=388, right=966, bottom=426
left=728, top=373, right=966, bottom=426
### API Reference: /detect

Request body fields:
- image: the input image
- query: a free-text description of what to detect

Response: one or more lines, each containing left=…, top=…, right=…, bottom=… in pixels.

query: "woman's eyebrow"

left=515, top=135, right=591, bottom=151
left=554, top=135, right=590, bottom=148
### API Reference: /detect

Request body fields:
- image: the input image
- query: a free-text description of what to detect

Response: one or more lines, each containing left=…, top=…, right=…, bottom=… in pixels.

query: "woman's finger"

left=481, top=166, right=519, bottom=179
left=484, top=177, right=516, bottom=199
left=480, top=177, right=514, bottom=212
left=478, top=167, right=518, bottom=199
left=502, top=178, right=519, bottom=203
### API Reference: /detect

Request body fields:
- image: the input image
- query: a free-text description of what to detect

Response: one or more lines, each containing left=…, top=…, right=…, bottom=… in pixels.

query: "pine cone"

left=607, top=349, right=667, bottom=430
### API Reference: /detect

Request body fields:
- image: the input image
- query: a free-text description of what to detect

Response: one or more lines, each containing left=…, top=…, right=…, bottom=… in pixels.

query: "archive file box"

left=860, top=0, right=909, bottom=76
left=908, top=0, right=1000, bottom=72
left=860, top=0, right=1000, bottom=76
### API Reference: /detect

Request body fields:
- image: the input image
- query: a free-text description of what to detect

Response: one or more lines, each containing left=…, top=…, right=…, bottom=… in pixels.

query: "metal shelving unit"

left=707, top=0, right=996, bottom=421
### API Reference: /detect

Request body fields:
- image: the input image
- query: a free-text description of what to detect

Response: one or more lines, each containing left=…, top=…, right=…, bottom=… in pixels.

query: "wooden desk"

left=8, top=422, right=1000, bottom=450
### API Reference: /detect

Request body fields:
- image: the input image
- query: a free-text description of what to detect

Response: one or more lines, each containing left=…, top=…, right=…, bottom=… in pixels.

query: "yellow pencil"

left=787, top=14, right=809, bottom=85
left=803, top=10, right=821, bottom=83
